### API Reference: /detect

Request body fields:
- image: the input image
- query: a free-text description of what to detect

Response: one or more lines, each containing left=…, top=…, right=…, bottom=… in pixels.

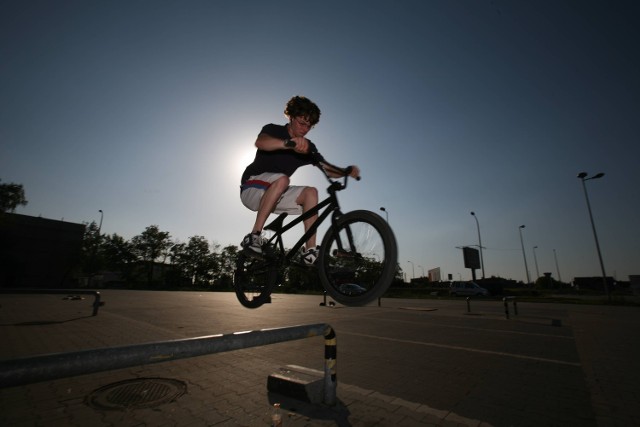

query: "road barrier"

left=0, top=323, right=338, bottom=405
left=0, top=288, right=103, bottom=316
left=503, top=296, right=518, bottom=319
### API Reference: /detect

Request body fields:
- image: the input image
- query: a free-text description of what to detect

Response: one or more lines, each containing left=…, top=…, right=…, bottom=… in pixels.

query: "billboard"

left=462, top=246, right=480, bottom=270
left=428, top=267, right=441, bottom=282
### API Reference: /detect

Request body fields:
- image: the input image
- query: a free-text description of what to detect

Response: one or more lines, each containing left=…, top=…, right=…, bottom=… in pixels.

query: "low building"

left=0, top=213, right=85, bottom=288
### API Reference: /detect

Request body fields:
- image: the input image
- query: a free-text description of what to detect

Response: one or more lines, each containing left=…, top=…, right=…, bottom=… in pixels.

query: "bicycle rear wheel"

left=234, top=252, right=278, bottom=309
left=318, top=210, right=397, bottom=306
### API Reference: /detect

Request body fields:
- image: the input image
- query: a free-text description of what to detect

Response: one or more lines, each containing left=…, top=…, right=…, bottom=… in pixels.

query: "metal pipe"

left=0, top=323, right=337, bottom=405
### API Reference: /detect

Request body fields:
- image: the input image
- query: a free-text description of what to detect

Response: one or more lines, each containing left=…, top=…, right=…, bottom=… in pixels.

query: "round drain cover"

left=86, top=377, right=187, bottom=410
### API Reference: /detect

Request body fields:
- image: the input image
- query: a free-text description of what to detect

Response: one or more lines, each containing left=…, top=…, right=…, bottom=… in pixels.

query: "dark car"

left=339, top=283, right=367, bottom=295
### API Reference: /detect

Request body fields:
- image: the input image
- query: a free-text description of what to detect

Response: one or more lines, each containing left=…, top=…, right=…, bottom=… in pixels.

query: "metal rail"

left=0, top=323, right=337, bottom=405
left=0, top=289, right=103, bottom=316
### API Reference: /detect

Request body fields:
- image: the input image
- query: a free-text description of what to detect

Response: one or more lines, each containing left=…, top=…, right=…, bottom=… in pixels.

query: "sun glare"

left=235, top=146, right=256, bottom=174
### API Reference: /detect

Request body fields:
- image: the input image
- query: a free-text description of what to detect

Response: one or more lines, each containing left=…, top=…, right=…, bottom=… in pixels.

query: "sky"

left=2, top=0, right=639, bottom=284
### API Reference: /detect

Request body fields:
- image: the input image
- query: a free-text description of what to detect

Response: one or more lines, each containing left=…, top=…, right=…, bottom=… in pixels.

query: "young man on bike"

left=240, top=96, right=360, bottom=265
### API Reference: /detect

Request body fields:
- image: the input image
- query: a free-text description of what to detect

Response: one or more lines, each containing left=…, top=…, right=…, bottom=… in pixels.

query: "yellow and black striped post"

left=323, top=325, right=337, bottom=405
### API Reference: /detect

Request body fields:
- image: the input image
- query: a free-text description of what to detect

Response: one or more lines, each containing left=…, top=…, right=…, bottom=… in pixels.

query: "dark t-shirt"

left=240, top=123, right=323, bottom=185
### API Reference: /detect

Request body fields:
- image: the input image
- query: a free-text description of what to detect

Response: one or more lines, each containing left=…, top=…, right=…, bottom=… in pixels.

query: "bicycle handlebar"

left=285, top=139, right=360, bottom=182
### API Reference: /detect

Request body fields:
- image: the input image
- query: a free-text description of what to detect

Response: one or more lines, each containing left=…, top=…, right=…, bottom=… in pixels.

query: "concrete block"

left=267, top=365, right=324, bottom=404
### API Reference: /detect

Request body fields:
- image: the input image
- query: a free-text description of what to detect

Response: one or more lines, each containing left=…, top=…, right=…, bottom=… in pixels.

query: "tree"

left=170, top=236, right=217, bottom=286
left=131, top=225, right=173, bottom=286
left=215, top=244, right=239, bottom=289
left=102, top=233, right=138, bottom=284
left=0, top=180, right=28, bottom=213
left=80, top=221, right=104, bottom=280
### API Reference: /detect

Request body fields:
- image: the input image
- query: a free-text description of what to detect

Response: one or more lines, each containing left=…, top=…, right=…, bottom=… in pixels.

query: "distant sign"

left=428, top=267, right=441, bottom=282
left=462, top=247, right=480, bottom=270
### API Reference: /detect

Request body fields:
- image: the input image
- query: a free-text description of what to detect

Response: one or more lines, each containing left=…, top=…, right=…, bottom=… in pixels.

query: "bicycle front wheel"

left=234, top=252, right=279, bottom=309
left=318, top=210, right=398, bottom=306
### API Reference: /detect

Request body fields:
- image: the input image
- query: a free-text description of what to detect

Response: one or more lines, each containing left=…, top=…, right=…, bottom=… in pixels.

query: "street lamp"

left=533, top=245, right=540, bottom=279
left=418, top=265, right=425, bottom=277
left=379, top=207, right=389, bottom=222
left=553, top=249, right=562, bottom=283
left=98, top=209, right=104, bottom=235
left=407, top=261, right=415, bottom=280
left=577, top=172, right=608, bottom=298
left=470, top=211, right=485, bottom=279
left=518, top=225, right=531, bottom=284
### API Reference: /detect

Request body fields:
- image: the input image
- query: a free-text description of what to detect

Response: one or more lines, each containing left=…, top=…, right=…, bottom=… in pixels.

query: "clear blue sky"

left=2, top=0, right=638, bottom=283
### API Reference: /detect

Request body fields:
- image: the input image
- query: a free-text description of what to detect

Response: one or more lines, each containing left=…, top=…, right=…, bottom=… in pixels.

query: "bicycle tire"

left=318, top=210, right=397, bottom=306
left=234, top=252, right=279, bottom=309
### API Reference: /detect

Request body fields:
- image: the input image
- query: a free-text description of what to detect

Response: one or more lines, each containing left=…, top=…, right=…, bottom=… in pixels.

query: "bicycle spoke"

left=319, top=210, right=397, bottom=305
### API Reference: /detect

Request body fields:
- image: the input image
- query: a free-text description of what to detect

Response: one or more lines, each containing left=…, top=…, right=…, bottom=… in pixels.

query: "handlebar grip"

left=345, top=166, right=361, bottom=181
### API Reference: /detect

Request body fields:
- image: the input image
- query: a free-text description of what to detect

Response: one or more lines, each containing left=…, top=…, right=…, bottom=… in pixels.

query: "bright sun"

left=235, top=146, right=256, bottom=174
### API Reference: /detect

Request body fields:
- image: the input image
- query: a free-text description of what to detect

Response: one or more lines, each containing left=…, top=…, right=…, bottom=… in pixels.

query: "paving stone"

left=1, top=291, right=639, bottom=426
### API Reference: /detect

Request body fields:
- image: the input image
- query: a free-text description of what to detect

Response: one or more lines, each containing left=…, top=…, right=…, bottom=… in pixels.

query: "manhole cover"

left=86, top=378, right=187, bottom=410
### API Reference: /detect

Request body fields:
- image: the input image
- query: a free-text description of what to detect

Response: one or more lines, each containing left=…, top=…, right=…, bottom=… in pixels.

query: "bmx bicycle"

left=234, top=146, right=398, bottom=309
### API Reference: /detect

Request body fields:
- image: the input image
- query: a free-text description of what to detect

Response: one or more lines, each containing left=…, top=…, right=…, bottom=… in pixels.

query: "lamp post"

left=518, top=225, right=531, bottom=284
left=89, top=209, right=104, bottom=288
left=418, top=265, right=425, bottom=277
left=553, top=249, right=562, bottom=283
left=379, top=207, right=389, bottom=223
left=533, top=246, right=540, bottom=280
left=98, top=210, right=104, bottom=235
left=470, top=211, right=485, bottom=279
left=407, top=261, right=415, bottom=280
left=577, top=172, right=608, bottom=298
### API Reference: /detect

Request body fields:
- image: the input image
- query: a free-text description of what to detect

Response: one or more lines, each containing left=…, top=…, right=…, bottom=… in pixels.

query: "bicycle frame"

left=259, top=145, right=358, bottom=265
left=263, top=179, right=345, bottom=264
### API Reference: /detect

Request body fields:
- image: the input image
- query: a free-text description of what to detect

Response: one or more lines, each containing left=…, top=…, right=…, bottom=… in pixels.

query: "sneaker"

left=241, top=232, right=264, bottom=255
left=301, top=246, right=320, bottom=266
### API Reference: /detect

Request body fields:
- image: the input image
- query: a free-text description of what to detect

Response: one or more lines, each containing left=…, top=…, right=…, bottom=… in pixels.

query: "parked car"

left=339, top=283, right=367, bottom=295
left=449, top=281, right=489, bottom=297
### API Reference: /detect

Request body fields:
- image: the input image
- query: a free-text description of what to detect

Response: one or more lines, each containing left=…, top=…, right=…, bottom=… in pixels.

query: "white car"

left=449, top=281, right=489, bottom=297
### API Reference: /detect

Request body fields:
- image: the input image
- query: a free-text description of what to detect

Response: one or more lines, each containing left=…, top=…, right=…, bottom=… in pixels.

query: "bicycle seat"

left=265, top=213, right=288, bottom=232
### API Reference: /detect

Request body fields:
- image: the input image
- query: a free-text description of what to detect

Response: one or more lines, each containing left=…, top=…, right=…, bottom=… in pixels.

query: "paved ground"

left=0, top=290, right=638, bottom=426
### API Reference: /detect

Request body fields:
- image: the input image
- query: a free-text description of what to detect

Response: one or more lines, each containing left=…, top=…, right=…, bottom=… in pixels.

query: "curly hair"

left=284, top=96, right=321, bottom=125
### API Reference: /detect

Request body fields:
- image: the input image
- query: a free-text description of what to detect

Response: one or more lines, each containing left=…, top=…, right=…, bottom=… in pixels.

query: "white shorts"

left=241, top=172, right=306, bottom=215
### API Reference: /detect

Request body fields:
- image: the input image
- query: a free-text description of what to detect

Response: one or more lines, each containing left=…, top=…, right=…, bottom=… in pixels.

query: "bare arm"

left=255, top=133, right=309, bottom=154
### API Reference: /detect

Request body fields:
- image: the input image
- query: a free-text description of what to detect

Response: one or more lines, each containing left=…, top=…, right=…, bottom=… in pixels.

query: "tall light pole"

left=407, top=261, right=415, bottom=280
left=470, top=211, right=485, bottom=279
left=533, top=245, right=540, bottom=280
left=577, top=172, right=608, bottom=298
left=553, top=249, right=562, bottom=283
left=418, top=265, right=425, bottom=277
left=98, top=209, right=104, bottom=235
left=379, top=207, right=389, bottom=223
left=518, top=225, right=531, bottom=284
